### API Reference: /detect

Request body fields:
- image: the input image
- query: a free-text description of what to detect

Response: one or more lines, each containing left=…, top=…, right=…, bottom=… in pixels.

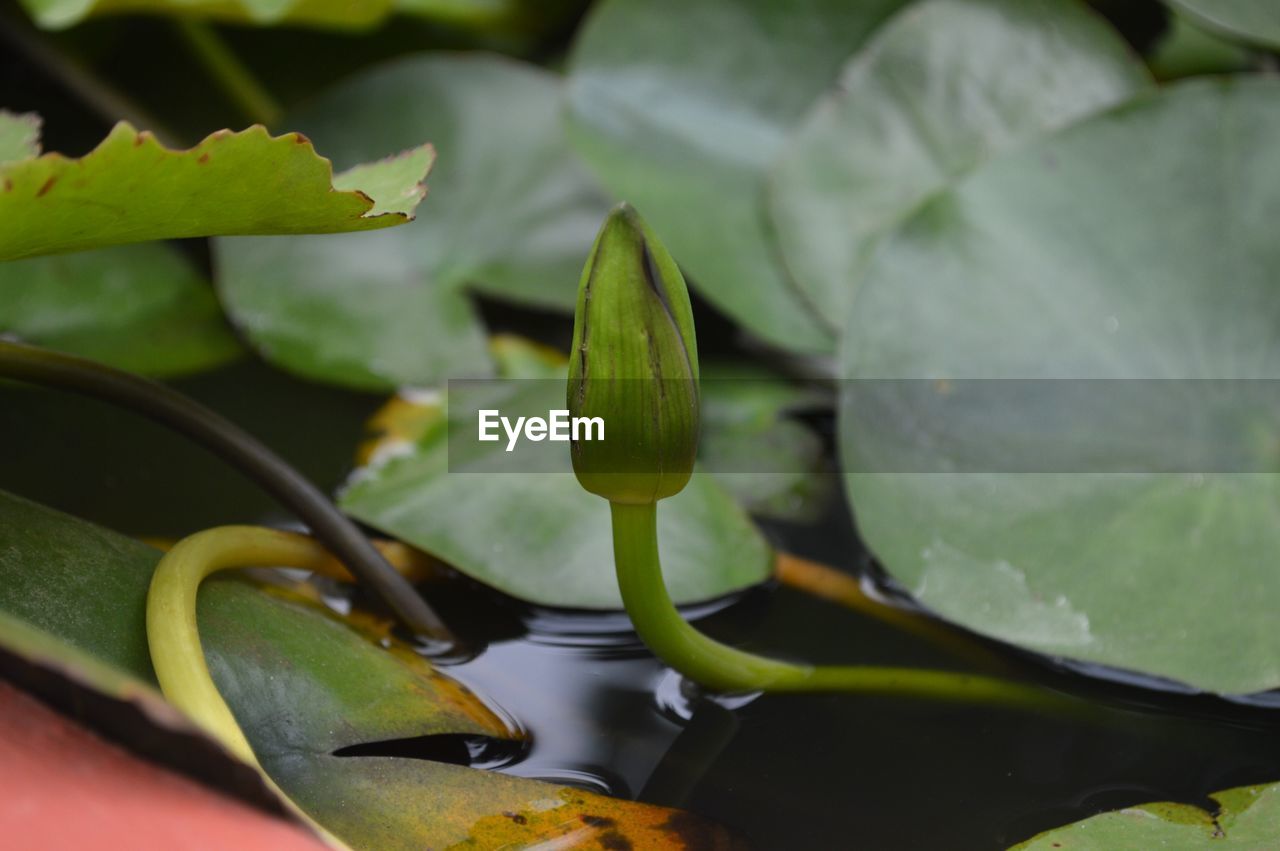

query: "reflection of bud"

left=568, top=203, right=699, bottom=505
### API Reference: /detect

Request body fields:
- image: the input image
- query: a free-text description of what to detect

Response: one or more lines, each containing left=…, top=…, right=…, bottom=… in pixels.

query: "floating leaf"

left=565, top=0, right=909, bottom=353
left=769, top=0, right=1149, bottom=321
left=0, top=244, right=241, bottom=377
left=17, top=0, right=526, bottom=31
left=0, top=489, right=736, bottom=847
left=340, top=338, right=773, bottom=608
left=1013, top=783, right=1280, bottom=848
left=0, top=121, right=432, bottom=261
left=840, top=77, right=1280, bottom=694
left=1166, top=0, right=1280, bottom=50
left=217, top=54, right=609, bottom=391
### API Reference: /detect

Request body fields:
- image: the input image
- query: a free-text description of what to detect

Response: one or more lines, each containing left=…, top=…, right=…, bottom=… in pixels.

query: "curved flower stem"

left=173, top=19, right=282, bottom=127
left=147, top=526, right=354, bottom=846
left=147, top=526, right=354, bottom=762
left=611, top=501, right=1075, bottom=714
left=0, top=340, right=453, bottom=645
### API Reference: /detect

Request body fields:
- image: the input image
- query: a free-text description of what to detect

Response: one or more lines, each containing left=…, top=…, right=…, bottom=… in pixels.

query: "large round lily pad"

left=840, top=77, right=1280, bottom=695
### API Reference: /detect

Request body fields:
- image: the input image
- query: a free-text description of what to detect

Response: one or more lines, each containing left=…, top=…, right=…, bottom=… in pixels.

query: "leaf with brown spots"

left=0, top=120, right=432, bottom=261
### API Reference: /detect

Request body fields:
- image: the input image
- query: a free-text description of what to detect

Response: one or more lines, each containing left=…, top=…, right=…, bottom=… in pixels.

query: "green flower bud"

left=568, top=203, right=699, bottom=505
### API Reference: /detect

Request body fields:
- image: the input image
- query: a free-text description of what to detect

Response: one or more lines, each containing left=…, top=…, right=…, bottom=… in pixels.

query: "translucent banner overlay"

left=445, top=379, right=1280, bottom=474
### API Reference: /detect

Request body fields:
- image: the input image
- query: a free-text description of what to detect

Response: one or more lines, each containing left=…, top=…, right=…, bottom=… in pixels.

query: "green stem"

left=0, top=340, right=453, bottom=644
left=173, top=19, right=282, bottom=127
left=611, top=501, right=1070, bottom=713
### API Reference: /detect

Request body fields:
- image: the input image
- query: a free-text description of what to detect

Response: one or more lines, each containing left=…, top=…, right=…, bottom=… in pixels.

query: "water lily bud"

left=568, top=203, right=699, bottom=505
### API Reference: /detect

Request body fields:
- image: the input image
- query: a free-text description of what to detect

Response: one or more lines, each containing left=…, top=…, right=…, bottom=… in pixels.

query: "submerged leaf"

left=565, top=0, right=909, bottom=353
left=0, top=121, right=432, bottom=261
left=840, top=77, right=1280, bottom=695
left=340, top=337, right=773, bottom=608
left=769, top=0, right=1149, bottom=321
left=0, top=490, right=738, bottom=847
left=0, top=244, right=241, bottom=377
left=217, top=54, right=608, bottom=390
left=1013, top=783, right=1280, bottom=848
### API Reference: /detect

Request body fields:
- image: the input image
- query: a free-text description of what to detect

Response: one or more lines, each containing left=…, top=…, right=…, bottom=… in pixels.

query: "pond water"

left=4, top=358, right=1280, bottom=849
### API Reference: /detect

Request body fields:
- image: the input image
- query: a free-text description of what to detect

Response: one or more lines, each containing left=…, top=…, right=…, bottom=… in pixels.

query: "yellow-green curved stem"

left=146, top=526, right=342, bottom=764
left=611, top=501, right=1072, bottom=714
left=147, top=526, right=354, bottom=846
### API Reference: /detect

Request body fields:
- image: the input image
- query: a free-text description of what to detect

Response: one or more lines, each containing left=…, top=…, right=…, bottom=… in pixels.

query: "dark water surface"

left=4, top=359, right=1280, bottom=850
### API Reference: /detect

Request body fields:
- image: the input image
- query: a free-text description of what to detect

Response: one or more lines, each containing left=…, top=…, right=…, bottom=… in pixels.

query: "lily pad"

left=0, top=244, right=241, bottom=377
left=1013, top=783, right=1280, bottom=848
left=216, top=54, right=609, bottom=391
left=840, top=77, right=1280, bottom=695
left=1166, top=0, right=1280, bottom=50
left=769, top=0, right=1149, bottom=321
left=565, top=0, right=909, bottom=353
left=0, top=120, right=432, bottom=261
left=0, top=488, right=739, bottom=848
left=340, top=339, right=773, bottom=608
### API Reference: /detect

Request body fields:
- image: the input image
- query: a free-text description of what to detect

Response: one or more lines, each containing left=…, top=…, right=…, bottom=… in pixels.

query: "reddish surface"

left=0, top=681, right=329, bottom=851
